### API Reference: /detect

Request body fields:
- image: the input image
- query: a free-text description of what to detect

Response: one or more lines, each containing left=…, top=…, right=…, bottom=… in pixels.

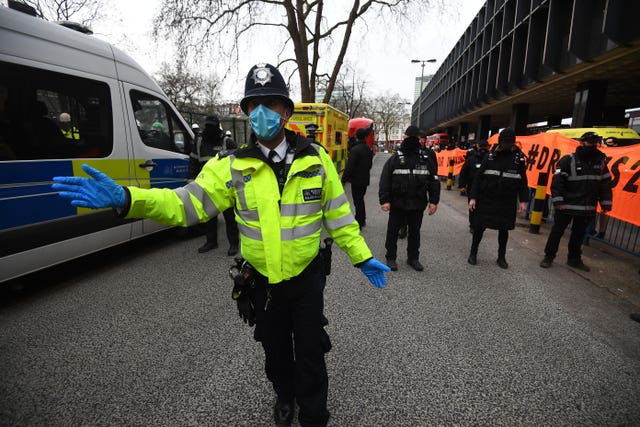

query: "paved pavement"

left=1, top=152, right=639, bottom=426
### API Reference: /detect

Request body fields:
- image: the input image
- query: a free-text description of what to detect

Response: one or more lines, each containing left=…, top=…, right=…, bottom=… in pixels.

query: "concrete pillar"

left=511, top=103, right=529, bottom=135
left=572, top=80, right=607, bottom=127
left=478, top=115, right=491, bottom=140
left=603, top=106, right=626, bottom=126
left=457, top=122, right=469, bottom=147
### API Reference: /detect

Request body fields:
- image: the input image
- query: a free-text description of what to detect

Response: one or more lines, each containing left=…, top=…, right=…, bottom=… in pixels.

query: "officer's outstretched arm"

left=52, top=164, right=125, bottom=209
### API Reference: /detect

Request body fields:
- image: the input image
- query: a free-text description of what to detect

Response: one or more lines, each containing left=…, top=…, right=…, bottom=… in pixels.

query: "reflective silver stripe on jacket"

left=238, top=222, right=262, bottom=240
left=600, top=200, right=612, bottom=207
left=561, top=204, right=596, bottom=211
left=324, top=213, right=356, bottom=231
left=483, top=169, right=520, bottom=179
left=237, top=219, right=323, bottom=241
left=237, top=209, right=259, bottom=222
left=502, top=172, right=522, bottom=179
left=392, top=169, right=411, bottom=175
left=173, top=187, right=200, bottom=226
left=281, top=220, right=323, bottom=240
left=551, top=196, right=564, bottom=203
left=324, top=193, right=348, bottom=213
left=281, top=202, right=322, bottom=217
left=229, top=157, right=249, bottom=211
left=184, top=181, right=218, bottom=217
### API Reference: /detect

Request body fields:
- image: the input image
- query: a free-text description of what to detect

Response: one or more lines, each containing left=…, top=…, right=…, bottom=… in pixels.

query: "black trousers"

left=385, top=208, right=424, bottom=260
left=351, top=184, right=368, bottom=226
left=252, top=257, right=330, bottom=427
left=470, top=227, right=509, bottom=259
left=205, top=208, right=239, bottom=246
left=544, top=212, right=591, bottom=260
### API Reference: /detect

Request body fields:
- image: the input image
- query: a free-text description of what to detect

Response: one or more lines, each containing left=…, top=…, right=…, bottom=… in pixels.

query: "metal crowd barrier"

left=525, top=188, right=640, bottom=257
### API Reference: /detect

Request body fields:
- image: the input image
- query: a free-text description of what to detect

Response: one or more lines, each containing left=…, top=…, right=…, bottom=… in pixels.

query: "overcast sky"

left=92, top=0, right=487, bottom=103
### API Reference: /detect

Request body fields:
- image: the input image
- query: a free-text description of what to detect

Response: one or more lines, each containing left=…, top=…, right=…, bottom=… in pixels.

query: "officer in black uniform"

left=379, top=125, right=441, bottom=272
left=467, top=128, right=529, bottom=268
left=341, top=127, right=374, bottom=228
left=539, top=131, right=613, bottom=271
left=189, top=114, right=239, bottom=255
left=458, top=139, right=489, bottom=231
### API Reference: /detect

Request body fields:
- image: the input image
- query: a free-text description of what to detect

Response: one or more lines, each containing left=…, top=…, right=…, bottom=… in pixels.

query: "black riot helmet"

left=240, top=63, right=295, bottom=114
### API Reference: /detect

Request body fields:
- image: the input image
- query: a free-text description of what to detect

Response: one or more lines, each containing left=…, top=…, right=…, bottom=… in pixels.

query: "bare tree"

left=154, top=0, right=444, bottom=103
left=23, top=0, right=104, bottom=26
left=325, top=63, right=369, bottom=118
left=156, top=59, right=222, bottom=114
left=371, top=93, right=408, bottom=143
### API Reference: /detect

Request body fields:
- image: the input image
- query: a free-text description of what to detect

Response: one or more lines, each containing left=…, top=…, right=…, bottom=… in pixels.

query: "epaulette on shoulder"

left=217, top=148, right=236, bottom=158
left=310, top=141, right=328, bottom=153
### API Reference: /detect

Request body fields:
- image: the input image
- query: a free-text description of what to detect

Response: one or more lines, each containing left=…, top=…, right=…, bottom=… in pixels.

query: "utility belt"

left=229, top=238, right=333, bottom=326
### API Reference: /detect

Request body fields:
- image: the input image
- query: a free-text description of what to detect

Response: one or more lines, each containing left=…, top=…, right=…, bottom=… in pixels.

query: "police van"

left=0, top=4, right=193, bottom=282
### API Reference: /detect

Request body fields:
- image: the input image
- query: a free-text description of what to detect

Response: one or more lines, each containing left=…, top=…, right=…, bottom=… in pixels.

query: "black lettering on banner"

left=547, top=149, right=561, bottom=175
left=622, top=159, right=640, bottom=194
left=536, top=146, right=549, bottom=170
left=610, top=156, right=628, bottom=188
left=526, top=144, right=540, bottom=171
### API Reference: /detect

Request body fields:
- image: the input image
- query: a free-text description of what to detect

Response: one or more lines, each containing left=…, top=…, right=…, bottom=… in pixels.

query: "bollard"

left=446, top=159, right=454, bottom=190
left=529, top=172, right=549, bottom=234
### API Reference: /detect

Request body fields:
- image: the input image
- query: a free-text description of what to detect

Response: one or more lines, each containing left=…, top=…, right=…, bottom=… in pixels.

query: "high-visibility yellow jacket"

left=61, top=126, right=80, bottom=140
left=126, top=130, right=372, bottom=283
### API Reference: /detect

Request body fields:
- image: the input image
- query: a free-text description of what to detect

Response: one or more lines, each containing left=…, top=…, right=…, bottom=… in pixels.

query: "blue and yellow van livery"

left=0, top=6, right=192, bottom=282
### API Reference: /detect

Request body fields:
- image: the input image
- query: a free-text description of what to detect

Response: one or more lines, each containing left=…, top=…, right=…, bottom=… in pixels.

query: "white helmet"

left=225, top=130, right=232, bottom=136
left=191, top=123, right=200, bottom=130
left=59, top=112, right=71, bottom=123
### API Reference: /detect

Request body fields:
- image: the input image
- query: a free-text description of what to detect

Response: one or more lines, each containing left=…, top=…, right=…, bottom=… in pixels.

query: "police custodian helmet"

left=240, top=63, right=295, bottom=114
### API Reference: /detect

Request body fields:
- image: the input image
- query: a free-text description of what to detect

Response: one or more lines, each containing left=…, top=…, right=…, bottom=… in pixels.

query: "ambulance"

left=546, top=127, right=640, bottom=147
left=286, top=103, right=349, bottom=173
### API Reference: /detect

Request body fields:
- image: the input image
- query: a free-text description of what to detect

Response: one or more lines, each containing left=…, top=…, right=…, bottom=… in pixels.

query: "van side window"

left=131, top=90, right=191, bottom=154
left=0, top=61, right=113, bottom=161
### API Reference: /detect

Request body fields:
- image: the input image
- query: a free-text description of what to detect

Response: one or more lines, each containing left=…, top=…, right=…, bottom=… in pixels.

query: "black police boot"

left=540, top=257, right=553, bottom=268
left=385, top=259, right=398, bottom=271
left=407, top=259, right=424, bottom=271
left=273, top=400, right=294, bottom=427
left=467, top=253, right=477, bottom=265
left=198, top=241, right=218, bottom=253
left=567, top=258, right=590, bottom=272
left=496, top=258, right=509, bottom=269
left=227, top=243, right=239, bottom=256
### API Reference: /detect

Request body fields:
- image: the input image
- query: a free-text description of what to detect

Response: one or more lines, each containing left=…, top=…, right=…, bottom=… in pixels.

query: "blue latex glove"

left=52, top=164, right=125, bottom=209
left=359, top=258, right=391, bottom=288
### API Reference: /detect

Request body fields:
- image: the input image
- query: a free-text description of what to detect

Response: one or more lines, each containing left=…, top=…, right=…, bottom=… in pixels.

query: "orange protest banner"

left=434, top=148, right=467, bottom=177
left=484, top=132, right=640, bottom=227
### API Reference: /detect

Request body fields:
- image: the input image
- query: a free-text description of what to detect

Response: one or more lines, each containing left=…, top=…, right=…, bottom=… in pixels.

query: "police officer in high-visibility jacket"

left=52, top=63, right=390, bottom=427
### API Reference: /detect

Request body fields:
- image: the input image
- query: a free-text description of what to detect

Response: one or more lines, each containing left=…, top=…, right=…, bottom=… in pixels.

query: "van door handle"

left=138, top=160, right=157, bottom=171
